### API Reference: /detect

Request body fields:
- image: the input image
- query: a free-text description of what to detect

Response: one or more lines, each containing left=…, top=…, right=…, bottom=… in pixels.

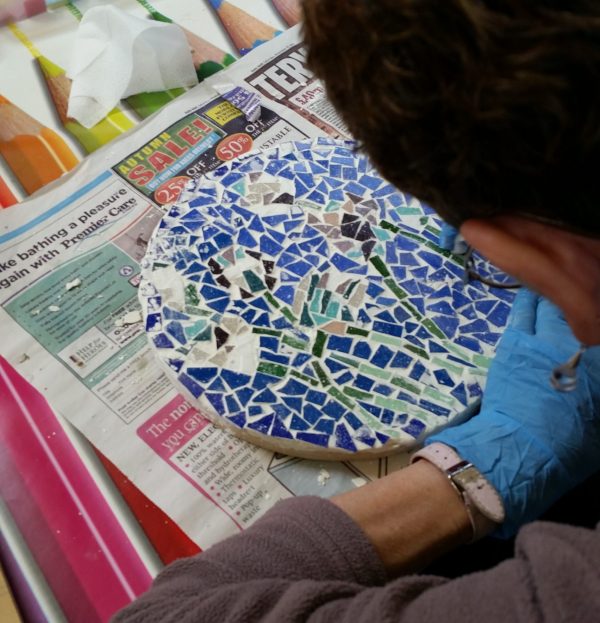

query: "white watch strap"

left=412, top=442, right=505, bottom=541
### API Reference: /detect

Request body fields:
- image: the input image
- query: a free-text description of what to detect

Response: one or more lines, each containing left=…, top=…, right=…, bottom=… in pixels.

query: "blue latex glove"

left=438, top=222, right=467, bottom=253
left=438, top=222, right=459, bottom=251
left=428, top=289, right=600, bottom=537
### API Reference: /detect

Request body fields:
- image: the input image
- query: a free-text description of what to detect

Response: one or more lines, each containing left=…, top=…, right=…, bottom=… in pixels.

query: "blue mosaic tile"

left=140, top=138, right=515, bottom=457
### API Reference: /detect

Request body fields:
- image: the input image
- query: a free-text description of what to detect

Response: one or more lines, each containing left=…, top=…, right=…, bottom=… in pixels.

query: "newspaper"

left=0, top=27, right=411, bottom=549
left=243, top=40, right=350, bottom=139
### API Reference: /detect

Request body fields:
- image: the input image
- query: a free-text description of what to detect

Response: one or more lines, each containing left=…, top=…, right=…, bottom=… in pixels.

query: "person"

left=114, top=2, right=600, bottom=621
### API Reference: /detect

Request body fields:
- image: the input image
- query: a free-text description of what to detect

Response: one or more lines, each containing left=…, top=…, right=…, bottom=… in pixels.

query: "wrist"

left=331, top=460, right=472, bottom=575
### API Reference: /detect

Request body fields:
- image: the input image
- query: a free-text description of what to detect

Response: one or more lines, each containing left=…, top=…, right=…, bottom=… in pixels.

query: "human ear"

left=460, top=216, right=600, bottom=345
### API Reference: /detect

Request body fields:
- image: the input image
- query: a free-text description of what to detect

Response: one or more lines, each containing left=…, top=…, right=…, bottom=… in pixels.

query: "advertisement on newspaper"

left=114, top=98, right=307, bottom=206
left=244, top=42, right=351, bottom=139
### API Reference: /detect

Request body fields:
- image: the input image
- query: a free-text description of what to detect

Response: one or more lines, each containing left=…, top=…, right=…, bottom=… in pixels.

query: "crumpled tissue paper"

left=67, top=5, right=198, bottom=128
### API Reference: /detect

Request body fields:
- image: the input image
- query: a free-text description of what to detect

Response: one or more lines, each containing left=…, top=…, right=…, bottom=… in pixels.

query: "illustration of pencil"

left=0, top=0, right=46, bottom=24
left=0, top=94, right=79, bottom=195
left=271, top=0, right=300, bottom=27
left=63, top=1, right=181, bottom=120
left=136, top=0, right=236, bottom=81
left=39, top=55, right=137, bottom=150
left=9, top=22, right=135, bottom=153
left=0, top=174, right=17, bottom=208
left=207, top=0, right=282, bottom=56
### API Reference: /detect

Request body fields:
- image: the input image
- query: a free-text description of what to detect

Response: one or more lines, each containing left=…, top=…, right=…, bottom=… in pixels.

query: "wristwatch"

left=411, top=442, right=506, bottom=541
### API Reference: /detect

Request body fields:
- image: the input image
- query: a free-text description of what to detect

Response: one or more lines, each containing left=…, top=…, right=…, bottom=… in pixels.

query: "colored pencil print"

left=65, top=1, right=182, bottom=121
left=0, top=0, right=46, bottom=25
left=39, top=56, right=136, bottom=150
left=271, top=0, right=301, bottom=26
left=207, top=0, right=282, bottom=55
left=123, top=85, right=185, bottom=121
left=136, top=0, right=236, bottom=81
left=0, top=94, right=79, bottom=195
left=0, top=174, right=17, bottom=208
left=9, top=22, right=135, bottom=153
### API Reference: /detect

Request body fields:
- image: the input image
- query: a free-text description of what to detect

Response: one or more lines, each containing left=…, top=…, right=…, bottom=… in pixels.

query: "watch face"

left=446, top=460, right=473, bottom=481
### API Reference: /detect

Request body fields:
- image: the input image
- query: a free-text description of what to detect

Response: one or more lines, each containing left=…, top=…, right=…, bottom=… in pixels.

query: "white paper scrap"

left=67, top=5, right=198, bottom=127
left=65, top=278, right=82, bottom=291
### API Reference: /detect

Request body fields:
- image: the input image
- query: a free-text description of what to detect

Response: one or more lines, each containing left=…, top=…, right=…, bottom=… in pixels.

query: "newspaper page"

left=241, top=40, right=351, bottom=139
left=0, top=27, right=411, bottom=550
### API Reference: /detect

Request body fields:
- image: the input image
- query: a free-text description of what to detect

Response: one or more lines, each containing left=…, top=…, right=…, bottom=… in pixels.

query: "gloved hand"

left=438, top=222, right=467, bottom=253
left=428, top=288, right=600, bottom=537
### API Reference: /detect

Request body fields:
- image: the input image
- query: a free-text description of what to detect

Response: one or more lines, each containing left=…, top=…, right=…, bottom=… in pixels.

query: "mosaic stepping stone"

left=140, top=138, right=515, bottom=459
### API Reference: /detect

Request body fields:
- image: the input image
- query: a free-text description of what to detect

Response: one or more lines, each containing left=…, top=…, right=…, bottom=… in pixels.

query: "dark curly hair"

left=302, top=0, right=600, bottom=235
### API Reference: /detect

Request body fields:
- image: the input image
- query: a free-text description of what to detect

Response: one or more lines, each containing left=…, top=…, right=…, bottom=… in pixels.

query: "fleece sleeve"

left=113, top=496, right=600, bottom=623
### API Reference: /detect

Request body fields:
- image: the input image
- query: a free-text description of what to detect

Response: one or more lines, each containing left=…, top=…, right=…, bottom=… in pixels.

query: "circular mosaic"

left=140, top=138, right=514, bottom=459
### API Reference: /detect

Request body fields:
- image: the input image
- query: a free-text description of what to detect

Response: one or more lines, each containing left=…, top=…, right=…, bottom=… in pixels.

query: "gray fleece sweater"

left=113, top=496, right=600, bottom=622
